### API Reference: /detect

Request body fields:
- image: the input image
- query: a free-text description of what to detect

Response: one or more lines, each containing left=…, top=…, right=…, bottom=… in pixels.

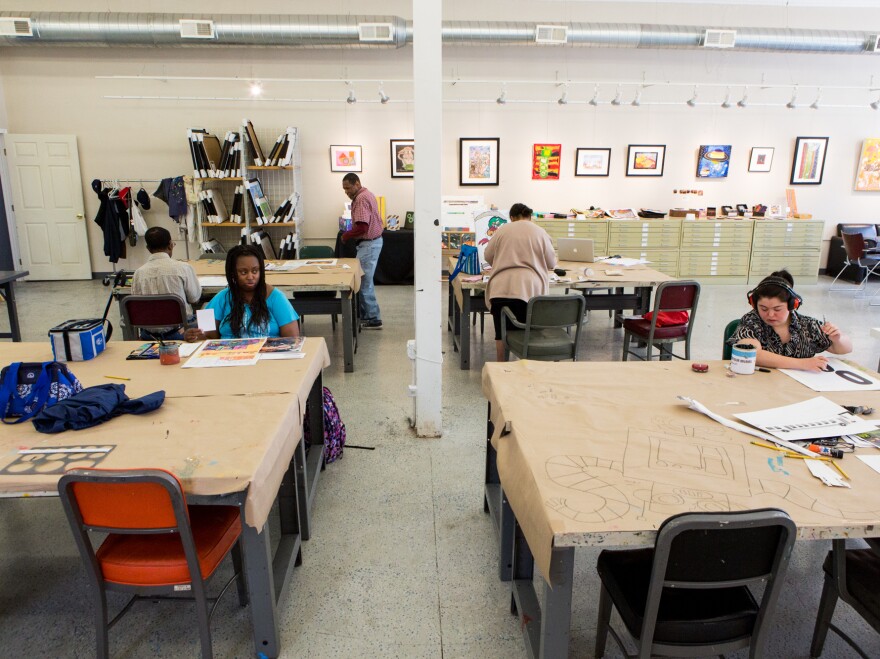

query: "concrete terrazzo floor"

left=0, top=275, right=879, bottom=658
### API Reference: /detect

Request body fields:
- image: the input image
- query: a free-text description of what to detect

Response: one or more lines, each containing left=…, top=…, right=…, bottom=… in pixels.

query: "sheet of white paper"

left=679, top=396, right=814, bottom=455
left=805, top=459, right=850, bottom=487
left=603, top=257, right=648, bottom=267
left=780, top=358, right=880, bottom=392
left=178, top=342, right=202, bottom=358
left=734, top=396, right=880, bottom=441
left=258, top=352, right=307, bottom=360
left=857, top=454, right=880, bottom=475
left=196, top=309, right=216, bottom=332
left=198, top=276, right=228, bottom=287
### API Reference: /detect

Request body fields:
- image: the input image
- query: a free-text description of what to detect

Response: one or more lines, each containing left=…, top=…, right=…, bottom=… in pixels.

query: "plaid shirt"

left=730, top=309, right=832, bottom=358
left=350, top=187, right=384, bottom=240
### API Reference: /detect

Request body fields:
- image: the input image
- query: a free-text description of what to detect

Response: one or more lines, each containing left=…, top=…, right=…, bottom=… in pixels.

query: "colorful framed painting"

left=854, top=138, right=880, bottom=191
left=575, top=148, right=611, bottom=177
left=390, top=139, right=414, bottom=178
left=749, top=147, right=775, bottom=173
left=790, top=137, right=828, bottom=185
left=696, top=145, right=731, bottom=178
left=532, top=143, right=561, bottom=180
left=459, top=137, right=500, bottom=186
left=329, top=145, right=362, bottom=173
left=626, top=145, right=666, bottom=177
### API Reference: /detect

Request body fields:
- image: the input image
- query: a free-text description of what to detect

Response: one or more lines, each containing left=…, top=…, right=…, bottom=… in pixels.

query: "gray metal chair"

left=810, top=539, right=880, bottom=658
left=58, top=468, right=247, bottom=659
left=500, top=294, right=586, bottom=361
left=622, top=281, right=700, bottom=361
left=595, top=508, right=796, bottom=659
left=296, top=245, right=338, bottom=330
left=120, top=294, right=189, bottom=339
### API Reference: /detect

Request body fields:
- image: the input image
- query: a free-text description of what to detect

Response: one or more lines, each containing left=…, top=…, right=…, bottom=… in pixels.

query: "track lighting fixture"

left=610, top=85, right=622, bottom=106
left=721, top=88, right=731, bottom=108
left=558, top=89, right=569, bottom=105
left=378, top=83, right=390, bottom=104
left=686, top=86, right=698, bottom=107
left=810, top=90, right=820, bottom=110
left=249, top=81, right=263, bottom=97
left=786, top=88, right=798, bottom=109
left=631, top=89, right=642, bottom=107
left=496, top=86, right=507, bottom=105
left=346, top=88, right=357, bottom=104
left=588, top=85, right=599, bottom=106
left=872, top=96, right=880, bottom=111
left=737, top=88, right=749, bottom=108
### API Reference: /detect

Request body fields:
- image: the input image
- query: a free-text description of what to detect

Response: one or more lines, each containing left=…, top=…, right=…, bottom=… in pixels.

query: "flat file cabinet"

left=750, top=220, right=824, bottom=284
left=608, top=219, right=681, bottom=276
left=678, top=219, right=754, bottom=284
left=535, top=219, right=609, bottom=254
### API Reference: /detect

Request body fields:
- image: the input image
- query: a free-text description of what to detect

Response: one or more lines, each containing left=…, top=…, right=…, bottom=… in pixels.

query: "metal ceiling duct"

left=0, top=12, right=874, bottom=55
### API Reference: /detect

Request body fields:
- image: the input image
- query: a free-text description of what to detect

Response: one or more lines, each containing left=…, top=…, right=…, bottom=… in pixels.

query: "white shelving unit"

left=197, top=124, right=303, bottom=258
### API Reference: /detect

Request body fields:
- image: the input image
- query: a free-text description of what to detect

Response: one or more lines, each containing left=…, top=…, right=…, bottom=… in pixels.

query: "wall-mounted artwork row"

left=696, top=145, right=731, bottom=178
left=790, top=136, right=828, bottom=185
left=575, top=148, right=611, bottom=177
left=626, top=145, right=666, bottom=177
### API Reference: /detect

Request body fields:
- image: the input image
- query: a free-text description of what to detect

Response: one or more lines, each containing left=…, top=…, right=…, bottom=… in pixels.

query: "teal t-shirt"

left=206, top=288, right=298, bottom=339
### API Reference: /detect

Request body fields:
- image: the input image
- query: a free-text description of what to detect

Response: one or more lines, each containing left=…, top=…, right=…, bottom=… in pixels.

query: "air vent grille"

left=358, top=23, right=394, bottom=43
left=535, top=25, right=568, bottom=44
left=0, top=17, right=33, bottom=37
left=179, top=19, right=215, bottom=40
left=703, top=29, right=736, bottom=49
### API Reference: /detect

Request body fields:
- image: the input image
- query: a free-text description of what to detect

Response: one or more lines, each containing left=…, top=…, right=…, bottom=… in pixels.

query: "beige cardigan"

left=484, top=220, right=557, bottom=309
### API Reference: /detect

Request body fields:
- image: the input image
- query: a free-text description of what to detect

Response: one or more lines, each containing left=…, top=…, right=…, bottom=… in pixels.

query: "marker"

left=104, top=375, right=131, bottom=381
left=757, top=367, right=771, bottom=373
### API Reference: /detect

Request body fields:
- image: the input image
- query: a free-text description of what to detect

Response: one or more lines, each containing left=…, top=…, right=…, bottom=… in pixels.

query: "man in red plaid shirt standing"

left=341, top=173, right=384, bottom=329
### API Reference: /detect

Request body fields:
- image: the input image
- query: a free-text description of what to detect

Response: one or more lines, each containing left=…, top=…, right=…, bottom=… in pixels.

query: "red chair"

left=121, top=294, right=189, bottom=338
left=622, top=281, right=700, bottom=361
left=58, top=468, right=246, bottom=659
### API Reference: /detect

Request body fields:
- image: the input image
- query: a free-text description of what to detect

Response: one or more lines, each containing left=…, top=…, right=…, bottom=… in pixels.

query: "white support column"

left=412, top=0, right=443, bottom=437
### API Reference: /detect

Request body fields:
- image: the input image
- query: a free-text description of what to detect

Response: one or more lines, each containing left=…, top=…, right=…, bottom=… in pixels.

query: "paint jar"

left=730, top=343, right=757, bottom=375
left=159, top=343, right=181, bottom=366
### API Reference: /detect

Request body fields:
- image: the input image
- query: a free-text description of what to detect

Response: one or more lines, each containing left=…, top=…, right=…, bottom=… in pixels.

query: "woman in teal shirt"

left=185, top=245, right=300, bottom=341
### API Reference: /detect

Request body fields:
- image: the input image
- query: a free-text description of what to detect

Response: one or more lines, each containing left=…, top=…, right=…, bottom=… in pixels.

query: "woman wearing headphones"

left=729, top=270, right=852, bottom=371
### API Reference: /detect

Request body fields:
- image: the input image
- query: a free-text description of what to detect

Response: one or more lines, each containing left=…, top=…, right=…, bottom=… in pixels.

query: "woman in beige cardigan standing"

left=484, top=203, right=557, bottom=361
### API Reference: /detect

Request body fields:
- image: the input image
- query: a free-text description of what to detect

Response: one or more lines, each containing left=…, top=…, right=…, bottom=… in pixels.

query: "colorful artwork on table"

left=696, top=145, right=731, bottom=178
left=854, top=138, right=880, bottom=191
left=532, top=143, right=561, bottom=180
left=474, top=210, right=509, bottom=263
left=790, top=137, right=828, bottom=185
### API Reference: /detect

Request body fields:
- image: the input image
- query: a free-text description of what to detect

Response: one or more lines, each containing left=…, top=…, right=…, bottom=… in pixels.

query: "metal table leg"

left=1, top=281, right=22, bottom=342
left=484, top=402, right=514, bottom=581
left=341, top=295, right=354, bottom=372
left=460, top=287, right=471, bottom=369
left=510, top=515, right=575, bottom=659
left=296, top=371, right=325, bottom=541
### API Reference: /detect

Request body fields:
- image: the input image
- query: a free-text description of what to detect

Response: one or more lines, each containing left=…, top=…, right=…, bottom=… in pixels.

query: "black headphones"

left=746, top=276, right=803, bottom=311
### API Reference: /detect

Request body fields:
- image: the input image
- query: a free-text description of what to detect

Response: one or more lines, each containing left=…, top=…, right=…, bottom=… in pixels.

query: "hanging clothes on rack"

left=91, top=179, right=129, bottom=264
left=153, top=176, right=188, bottom=221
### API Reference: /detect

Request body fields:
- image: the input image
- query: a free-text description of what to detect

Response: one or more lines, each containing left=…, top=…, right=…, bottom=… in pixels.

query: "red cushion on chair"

left=623, top=318, right=689, bottom=339
left=642, top=311, right=689, bottom=327
left=96, top=506, right=242, bottom=586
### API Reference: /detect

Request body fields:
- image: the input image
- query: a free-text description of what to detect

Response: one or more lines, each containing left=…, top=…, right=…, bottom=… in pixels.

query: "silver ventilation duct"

left=0, top=12, right=874, bottom=55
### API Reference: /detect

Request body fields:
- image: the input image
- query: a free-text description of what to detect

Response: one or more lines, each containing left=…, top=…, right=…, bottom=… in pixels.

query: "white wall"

left=1, top=1, right=880, bottom=271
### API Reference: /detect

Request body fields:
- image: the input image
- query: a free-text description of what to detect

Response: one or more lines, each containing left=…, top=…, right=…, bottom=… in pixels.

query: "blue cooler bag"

left=49, top=319, right=113, bottom=362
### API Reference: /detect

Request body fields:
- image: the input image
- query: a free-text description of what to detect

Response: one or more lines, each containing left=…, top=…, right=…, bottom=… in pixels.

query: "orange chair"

left=58, top=468, right=247, bottom=659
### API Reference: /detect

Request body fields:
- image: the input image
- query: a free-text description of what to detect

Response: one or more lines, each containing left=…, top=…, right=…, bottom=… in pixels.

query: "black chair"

left=810, top=539, right=880, bottom=658
left=829, top=232, right=880, bottom=298
left=500, top=294, right=586, bottom=361
left=595, top=508, right=796, bottom=659
left=296, top=245, right=338, bottom=330
left=622, top=281, right=701, bottom=361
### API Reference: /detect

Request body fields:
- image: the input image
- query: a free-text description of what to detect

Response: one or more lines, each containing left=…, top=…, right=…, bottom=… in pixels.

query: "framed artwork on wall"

left=696, top=145, right=731, bottom=178
left=390, top=139, right=414, bottom=178
left=748, top=147, right=775, bottom=173
left=532, top=143, right=561, bottom=180
left=790, top=136, right=829, bottom=185
left=459, top=137, right=500, bottom=186
left=329, top=145, right=362, bottom=172
left=626, top=145, right=666, bottom=177
left=854, top=138, right=880, bottom=191
left=575, top=148, right=611, bottom=177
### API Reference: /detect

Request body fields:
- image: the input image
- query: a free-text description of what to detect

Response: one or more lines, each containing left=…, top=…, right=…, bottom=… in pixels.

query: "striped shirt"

left=729, top=309, right=832, bottom=358
left=351, top=187, right=384, bottom=240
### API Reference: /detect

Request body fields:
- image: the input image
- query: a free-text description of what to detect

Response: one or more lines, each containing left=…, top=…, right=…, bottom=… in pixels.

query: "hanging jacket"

left=91, top=179, right=129, bottom=263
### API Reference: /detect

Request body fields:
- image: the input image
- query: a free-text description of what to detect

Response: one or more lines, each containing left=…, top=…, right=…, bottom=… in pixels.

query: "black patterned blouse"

left=729, top=309, right=832, bottom=358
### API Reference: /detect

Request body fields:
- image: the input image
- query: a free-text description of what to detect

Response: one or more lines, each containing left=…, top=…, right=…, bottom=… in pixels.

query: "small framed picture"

left=790, top=137, right=829, bottom=185
left=626, top=145, right=666, bottom=177
left=460, top=137, right=500, bottom=186
left=749, top=147, right=775, bottom=173
left=390, top=139, right=414, bottom=178
left=329, top=145, right=362, bottom=173
left=575, top=148, right=611, bottom=177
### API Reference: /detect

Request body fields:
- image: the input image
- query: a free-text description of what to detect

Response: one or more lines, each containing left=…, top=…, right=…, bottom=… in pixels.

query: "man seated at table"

left=131, top=227, right=201, bottom=340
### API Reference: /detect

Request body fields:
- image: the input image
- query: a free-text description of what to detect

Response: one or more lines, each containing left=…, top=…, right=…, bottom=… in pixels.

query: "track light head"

left=631, top=90, right=642, bottom=107
left=496, top=89, right=507, bottom=105
left=872, top=98, right=880, bottom=111
left=588, top=86, right=599, bottom=106
left=787, top=89, right=798, bottom=109
left=737, top=90, right=749, bottom=108
left=249, top=81, right=263, bottom=97
left=686, top=86, right=698, bottom=107
left=379, top=91, right=390, bottom=104
left=346, top=89, right=357, bottom=104
left=721, top=88, right=731, bottom=108
left=558, top=91, right=568, bottom=105
left=610, top=86, right=622, bottom=106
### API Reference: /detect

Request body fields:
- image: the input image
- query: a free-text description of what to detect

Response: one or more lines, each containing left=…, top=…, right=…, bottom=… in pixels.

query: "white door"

left=6, top=134, right=90, bottom=280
